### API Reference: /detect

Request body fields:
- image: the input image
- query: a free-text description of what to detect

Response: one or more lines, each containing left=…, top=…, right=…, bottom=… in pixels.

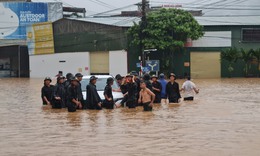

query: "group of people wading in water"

left=41, top=72, right=199, bottom=112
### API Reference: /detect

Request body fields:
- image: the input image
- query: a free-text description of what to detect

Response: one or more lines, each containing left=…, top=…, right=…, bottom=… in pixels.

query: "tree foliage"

left=127, top=8, right=204, bottom=50
left=251, top=48, right=260, bottom=77
left=221, top=47, right=240, bottom=77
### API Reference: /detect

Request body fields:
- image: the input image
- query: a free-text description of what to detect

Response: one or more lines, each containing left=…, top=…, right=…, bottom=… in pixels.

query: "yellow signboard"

left=27, top=22, right=54, bottom=55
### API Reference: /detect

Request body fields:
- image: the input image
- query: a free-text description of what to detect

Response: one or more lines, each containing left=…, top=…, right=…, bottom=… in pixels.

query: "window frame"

left=241, top=28, right=260, bottom=43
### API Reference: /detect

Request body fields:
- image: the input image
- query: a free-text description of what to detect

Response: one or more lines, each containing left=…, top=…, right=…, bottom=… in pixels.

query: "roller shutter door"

left=90, top=51, right=109, bottom=74
left=190, top=52, right=221, bottom=78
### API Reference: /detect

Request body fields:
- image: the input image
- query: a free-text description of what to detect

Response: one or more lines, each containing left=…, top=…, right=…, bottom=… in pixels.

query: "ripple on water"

left=0, top=78, right=260, bottom=156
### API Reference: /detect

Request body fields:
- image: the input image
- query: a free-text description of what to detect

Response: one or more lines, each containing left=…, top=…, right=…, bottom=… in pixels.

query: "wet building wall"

left=53, top=18, right=127, bottom=53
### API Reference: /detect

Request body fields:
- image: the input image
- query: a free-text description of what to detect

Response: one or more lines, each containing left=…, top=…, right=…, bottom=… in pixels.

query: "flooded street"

left=1, top=78, right=260, bottom=156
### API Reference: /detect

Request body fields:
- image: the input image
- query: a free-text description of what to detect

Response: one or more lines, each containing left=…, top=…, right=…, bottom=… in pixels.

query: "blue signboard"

left=146, top=60, right=160, bottom=71
left=142, top=67, right=150, bottom=72
left=0, top=2, right=48, bottom=39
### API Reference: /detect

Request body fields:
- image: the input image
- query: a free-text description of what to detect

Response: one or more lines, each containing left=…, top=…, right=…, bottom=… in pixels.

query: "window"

left=242, top=28, right=260, bottom=42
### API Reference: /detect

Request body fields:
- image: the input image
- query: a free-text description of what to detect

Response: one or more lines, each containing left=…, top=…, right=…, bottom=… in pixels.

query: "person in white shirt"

left=180, top=76, right=199, bottom=101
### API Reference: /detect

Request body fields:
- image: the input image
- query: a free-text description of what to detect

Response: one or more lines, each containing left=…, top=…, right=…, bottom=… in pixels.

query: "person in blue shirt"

left=158, top=73, right=168, bottom=104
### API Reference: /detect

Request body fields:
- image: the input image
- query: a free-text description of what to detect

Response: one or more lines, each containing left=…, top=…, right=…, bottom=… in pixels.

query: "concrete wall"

left=192, top=31, right=232, bottom=47
left=30, top=52, right=90, bottom=78
left=109, top=50, right=128, bottom=77
left=30, top=50, right=128, bottom=78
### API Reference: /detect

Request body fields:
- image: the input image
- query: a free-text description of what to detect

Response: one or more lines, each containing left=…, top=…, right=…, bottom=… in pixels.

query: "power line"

left=87, top=0, right=115, bottom=9
left=151, top=0, right=260, bottom=8
left=94, top=0, right=116, bottom=9
left=203, top=0, right=249, bottom=13
left=88, top=3, right=137, bottom=17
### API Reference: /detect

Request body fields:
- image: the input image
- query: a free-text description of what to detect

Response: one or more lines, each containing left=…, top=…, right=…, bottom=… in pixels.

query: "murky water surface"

left=0, top=78, right=260, bottom=156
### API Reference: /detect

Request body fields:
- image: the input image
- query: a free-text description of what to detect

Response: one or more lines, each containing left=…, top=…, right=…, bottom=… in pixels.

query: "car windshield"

left=81, top=77, right=119, bottom=91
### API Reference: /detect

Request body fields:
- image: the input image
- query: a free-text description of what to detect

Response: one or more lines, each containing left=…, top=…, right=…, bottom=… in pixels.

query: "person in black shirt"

left=41, top=77, right=54, bottom=105
left=151, top=75, right=162, bottom=103
left=86, top=76, right=102, bottom=110
left=67, top=77, right=83, bottom=112
left=134, top=75, right=142, bottom=106
left=75, top=73, right=84, bottom=108
left=166, top=73, right=181, bottom=103
left=116, top=77, right=128, bottom=108
left=125, top=74, right=137, bottom=108
left=115, top=74, right=123, bottom=87
left=63, top=73, right=74, bottom=107
left=52, top=76, right=66, bottom=108
left=103, top=77, right=114, bottom=109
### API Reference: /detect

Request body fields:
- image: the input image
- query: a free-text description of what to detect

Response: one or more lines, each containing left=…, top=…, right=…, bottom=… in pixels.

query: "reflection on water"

left=1, top=78, right=260, bottom=156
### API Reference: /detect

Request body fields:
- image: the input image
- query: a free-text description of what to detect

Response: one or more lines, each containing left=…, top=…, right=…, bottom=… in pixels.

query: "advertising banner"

left=27, top=22, right=54, bottom=55
left=0, top=2, right=48, bottom=39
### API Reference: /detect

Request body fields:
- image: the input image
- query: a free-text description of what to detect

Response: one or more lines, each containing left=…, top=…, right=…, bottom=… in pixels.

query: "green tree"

left=221, top=47, right=240, bottom=77
left=240, top=48, right=253, bottom=77
left=127, top=8, right=204, bottom=72
left=252, top=48, right=260, bottom=77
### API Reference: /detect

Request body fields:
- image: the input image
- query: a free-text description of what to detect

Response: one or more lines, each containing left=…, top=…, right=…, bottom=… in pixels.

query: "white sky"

left=32, top=0, right=260, bottom=16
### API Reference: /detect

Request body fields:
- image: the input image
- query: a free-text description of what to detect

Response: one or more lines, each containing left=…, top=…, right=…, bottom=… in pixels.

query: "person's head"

left=57, top=76, right=65, bottom=84
left=90, top=76, right=98, bottom=85
left=151, top=75, right=158, bottom=82
left=44, top=77, right=52, bottom=85
left=186, top=76, right=191, bottom=81
left=159, top=73, right=165, bottom=79
left=107, top=77, right=114, bottom=86
left=143, top=73, right=150, bottom=81
left=75, top=73, right=83, bottom=81
left=115, top=74, right=123, bottom=84
left=66, top=73, right=73, bottom=81
left=169, top=73, right=176, bottom=82
left=70, top=76, right=79, bottom=86
left=125, top=74, right=133, bottom=82
left=121, top=77, right=126, bottom=85
left=140, top=80, right=146, bottom=89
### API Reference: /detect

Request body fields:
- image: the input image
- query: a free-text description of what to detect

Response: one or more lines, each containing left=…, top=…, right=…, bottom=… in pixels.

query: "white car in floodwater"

left=81, top=75, right=124, bottom=104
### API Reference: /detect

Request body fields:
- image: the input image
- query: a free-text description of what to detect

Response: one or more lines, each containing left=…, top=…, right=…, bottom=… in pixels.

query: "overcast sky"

left=33, top=0, right=260, bottom=16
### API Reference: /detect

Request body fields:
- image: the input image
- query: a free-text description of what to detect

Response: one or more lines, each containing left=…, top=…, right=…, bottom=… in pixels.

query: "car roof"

left=82, top=75, right=114, bottom=79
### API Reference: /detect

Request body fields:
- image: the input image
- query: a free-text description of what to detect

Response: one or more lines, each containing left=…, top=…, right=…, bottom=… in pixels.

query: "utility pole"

left=140, top=0, right=148, bottom=67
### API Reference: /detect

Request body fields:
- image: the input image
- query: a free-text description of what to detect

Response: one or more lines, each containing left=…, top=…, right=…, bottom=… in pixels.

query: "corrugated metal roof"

left=0, top=39, right=26, bottom=47
left=69, top=16, right=260, bottom=27
left=68, top=17, right=140, bottom=27
left=195, top=16, right=260, bottom=26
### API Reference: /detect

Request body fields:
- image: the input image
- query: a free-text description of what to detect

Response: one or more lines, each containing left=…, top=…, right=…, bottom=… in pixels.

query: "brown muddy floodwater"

left=0, top=78, right=260, bottom=156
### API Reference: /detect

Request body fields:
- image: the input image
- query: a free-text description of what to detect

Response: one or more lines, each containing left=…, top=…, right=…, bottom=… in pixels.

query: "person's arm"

left=43, top=96, right=51, bottom=105
left=53, top=86, right=61, bottom=100
left=112, top=88, right=121, bottom=92
left=193, top=84, right=199, bottom=94
left=152, top=86, right=160, bottom=92
left=180, top=83, right=184, bottom=92
left=166, top=83, right=170, bottom=98
left=123, top=92, right=128, bottom=97
left=148, top=89, right=155, bottom=106
left=138, top=90, right=142, bottom=103
left=92, top=86, right=102, bottom=104
left=86, top=85, right=89, bottom=101
left=104, top=86, right=112, bottom=101
left=41, top=87, right=50, bottom=104
left=176, top=83, right=181, bottom=99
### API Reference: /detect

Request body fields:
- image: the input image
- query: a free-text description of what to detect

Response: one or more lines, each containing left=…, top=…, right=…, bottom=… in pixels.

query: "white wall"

left=192, top=31, right=232, bottom=47
left=109, top=50, right=128, bottom=77
left=30, top=52, right=90, bottom=78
